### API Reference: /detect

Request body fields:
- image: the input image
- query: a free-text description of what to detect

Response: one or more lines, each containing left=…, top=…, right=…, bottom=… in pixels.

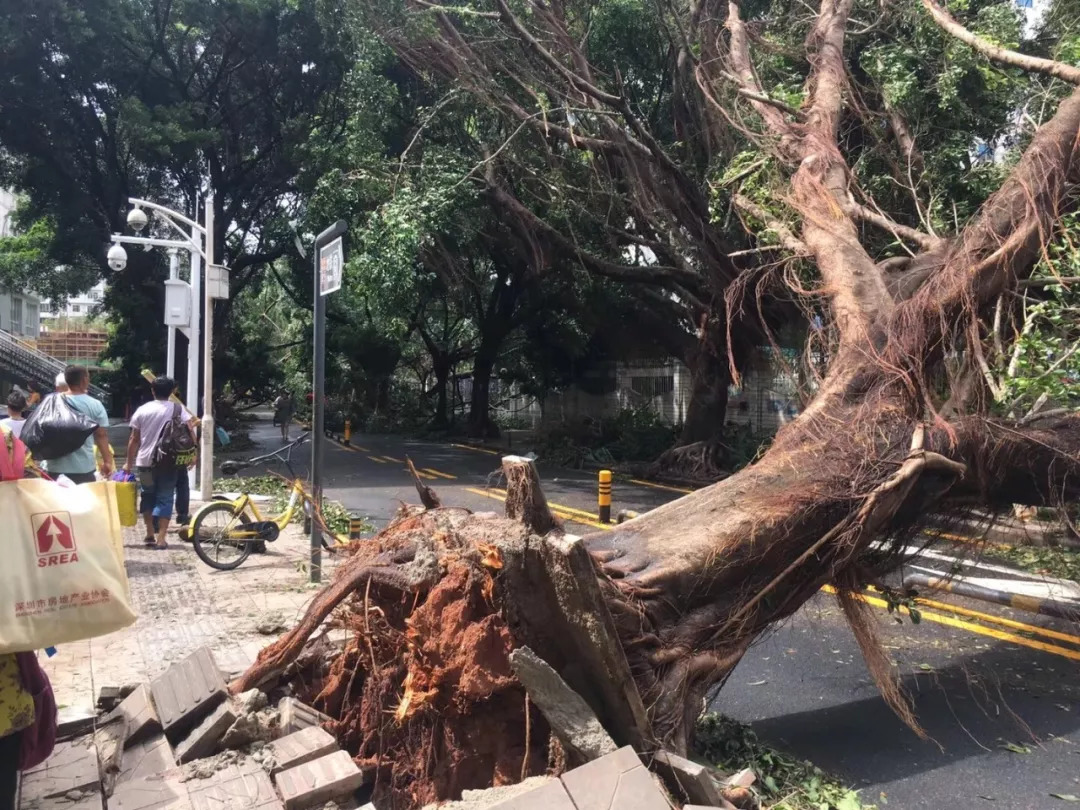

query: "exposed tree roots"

left=234, top=508, right=553, bottom=809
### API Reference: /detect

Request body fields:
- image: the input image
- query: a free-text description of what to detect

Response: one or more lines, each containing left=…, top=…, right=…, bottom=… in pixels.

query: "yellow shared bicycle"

left=188, top=432, right=349, bottom=570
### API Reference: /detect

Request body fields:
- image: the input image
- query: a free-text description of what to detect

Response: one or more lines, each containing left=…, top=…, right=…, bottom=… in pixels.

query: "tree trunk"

left=467, top=348, right=500, bottom=438
left=431, top=354, right=451, bottom=429
left=677, top=352, right=730, bottom=447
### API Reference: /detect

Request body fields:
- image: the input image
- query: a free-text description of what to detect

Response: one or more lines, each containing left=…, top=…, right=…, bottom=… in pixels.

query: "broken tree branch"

left=922, top=0, right=1080, bottom=86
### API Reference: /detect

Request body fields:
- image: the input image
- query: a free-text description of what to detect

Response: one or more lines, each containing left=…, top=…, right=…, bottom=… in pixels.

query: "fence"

left=444, top=353, right=802, bottom=436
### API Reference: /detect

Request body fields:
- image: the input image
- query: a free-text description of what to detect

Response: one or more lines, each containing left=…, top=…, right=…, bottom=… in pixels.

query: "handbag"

left=15, top=651, right=56, bottom=770
left=0, top=475, right=136, bottom=652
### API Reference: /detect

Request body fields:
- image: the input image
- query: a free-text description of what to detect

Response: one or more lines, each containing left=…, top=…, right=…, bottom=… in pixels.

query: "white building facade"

left=0, top=189, right=41, bottom=340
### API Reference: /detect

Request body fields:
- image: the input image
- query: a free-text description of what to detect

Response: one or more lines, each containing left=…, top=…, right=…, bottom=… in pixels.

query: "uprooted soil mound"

left=235, top=509, right=554, bottom=809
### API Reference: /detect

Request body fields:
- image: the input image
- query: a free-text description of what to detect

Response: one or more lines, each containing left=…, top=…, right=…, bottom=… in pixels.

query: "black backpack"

left=21, top=393, right=98, bottom=460
left=152, top=403, right=197, bottom=467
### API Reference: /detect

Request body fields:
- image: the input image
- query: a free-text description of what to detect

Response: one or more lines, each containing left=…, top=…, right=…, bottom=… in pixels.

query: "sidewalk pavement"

left=43, top=517, right=341, bottom=716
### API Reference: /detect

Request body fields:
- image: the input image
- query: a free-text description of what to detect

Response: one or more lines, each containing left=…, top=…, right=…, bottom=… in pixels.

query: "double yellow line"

left=465, top=487, right=611, bottom=531
left=821, top=585, right=1080, bottom=662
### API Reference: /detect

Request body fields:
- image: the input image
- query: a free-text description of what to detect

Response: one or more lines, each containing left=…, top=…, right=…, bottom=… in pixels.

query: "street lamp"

left=109, top=194, right=225, bottom=500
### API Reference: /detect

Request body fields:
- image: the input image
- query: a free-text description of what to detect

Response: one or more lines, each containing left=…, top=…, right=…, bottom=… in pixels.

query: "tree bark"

left=467, top=344, right=500, bottom=438
left=678, top=343, right=731, bottom=447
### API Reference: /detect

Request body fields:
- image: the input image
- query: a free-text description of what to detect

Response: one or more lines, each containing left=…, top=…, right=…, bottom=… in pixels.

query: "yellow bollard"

left=598, top=469, right=612, bottom=523
left=348, top=517, right=365, bottom=540
left=344, top=419, right=351, bottom=446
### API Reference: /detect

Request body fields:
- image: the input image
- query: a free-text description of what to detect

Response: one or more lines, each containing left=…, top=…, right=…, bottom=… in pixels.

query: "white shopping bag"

left=0, top=478, right=136, bottom=653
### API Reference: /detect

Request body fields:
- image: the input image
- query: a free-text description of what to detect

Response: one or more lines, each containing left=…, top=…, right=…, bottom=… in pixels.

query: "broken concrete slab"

left=651, top=750, right=724, bottom=806
left=174, top=702, right=237, bottom=764
left=559, top=746, right=671, bottom=810
left=56, top=708, right=98, bottom=741
left=106, top=684, right=162, bottom=747
left=187, top=762, right=282, bottom=810
left=420, top=777, right=559, bottom=810
left=116, top=735, right=175, bottom=787
left=277, top=697, right=331, bottom=735
left=509, top=646, right=617, bottom=763
left=725, top=768, right=756, bottom=789
left=150, top=647, right=227, bottom=741
left=274, top=750, right=365, bottom=810
left=21, top=740, right=100, bottom=800
left=94, top=716, right=129, bottom=796
left=110, top=773, right=190, bottom=810
left=29, top=791, right=105, bottom=810
left=268, top=727, right=338, bottom=774
left=97, top=686, right=124, bottom=712
left=487, top=778, right=578, bottom=810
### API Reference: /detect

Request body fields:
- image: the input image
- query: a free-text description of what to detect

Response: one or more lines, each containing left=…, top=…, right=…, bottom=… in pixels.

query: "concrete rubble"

left=17, top=646, right=368, bottom=810
left=21, top=643, right=758, bottom=810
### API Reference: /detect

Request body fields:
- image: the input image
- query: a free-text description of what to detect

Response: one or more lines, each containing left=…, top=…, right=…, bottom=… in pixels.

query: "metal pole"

left=199, top=193, right=215, bottom=501
left=166, top=248, right=179, bottom=379
left=187, top=230, right=201, bottom=493
left=310, top=219, right=348, bottom=584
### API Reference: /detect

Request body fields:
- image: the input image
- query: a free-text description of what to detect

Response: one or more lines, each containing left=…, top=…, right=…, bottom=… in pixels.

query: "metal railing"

left=0, top=329, right=108, bottom=401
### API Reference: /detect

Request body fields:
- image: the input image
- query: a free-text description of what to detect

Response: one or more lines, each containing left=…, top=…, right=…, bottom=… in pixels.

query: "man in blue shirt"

left=45, top=365, right=114, bottom=484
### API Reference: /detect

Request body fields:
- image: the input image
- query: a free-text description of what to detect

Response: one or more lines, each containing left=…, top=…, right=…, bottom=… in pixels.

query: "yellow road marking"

left=367, top=456, right=387, bottom=464
left=451, top=443, right=501, bottom=456
left=821, top=585, right=1080, bottom=662
left=381, top=456, right=404, bottom=463
left=423, top=468, right=457, bottom=480
left=409, top=469, right=438, bottom=480
left=905, top=593, right=1080, bottom=647
left=629, top=478, right=694, bottom=494
left=465, top=487, right=611, bottom=531
left=336, top=442, right=371, bottom=453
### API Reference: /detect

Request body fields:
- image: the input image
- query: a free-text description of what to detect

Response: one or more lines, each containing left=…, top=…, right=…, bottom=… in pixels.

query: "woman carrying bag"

left=0, top=423, right=58, bottom=808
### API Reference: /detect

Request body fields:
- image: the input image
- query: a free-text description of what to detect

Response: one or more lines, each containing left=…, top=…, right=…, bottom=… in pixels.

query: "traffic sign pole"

left=310, top=219, right=347, bottom=584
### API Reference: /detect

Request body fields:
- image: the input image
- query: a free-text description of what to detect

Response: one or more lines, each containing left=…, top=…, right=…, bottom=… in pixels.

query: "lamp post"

left=109, top=195, right=221, bottom=495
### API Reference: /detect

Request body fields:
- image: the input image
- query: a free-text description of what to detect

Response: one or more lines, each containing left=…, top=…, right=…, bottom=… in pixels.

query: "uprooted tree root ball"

left=233, top=508, right=554, bottom=809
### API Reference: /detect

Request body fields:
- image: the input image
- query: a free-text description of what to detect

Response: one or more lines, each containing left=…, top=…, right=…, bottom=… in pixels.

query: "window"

left=25, top=302, right=37, bottom=335
left=71, top=305, right=80, bottom=314
left=90, top=289, right=102, bottom=301
left=10, top=297, right=22, bottom=334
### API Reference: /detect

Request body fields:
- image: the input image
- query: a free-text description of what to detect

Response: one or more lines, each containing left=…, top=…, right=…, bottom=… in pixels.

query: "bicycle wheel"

left=191, top=502, right=254, bottom=570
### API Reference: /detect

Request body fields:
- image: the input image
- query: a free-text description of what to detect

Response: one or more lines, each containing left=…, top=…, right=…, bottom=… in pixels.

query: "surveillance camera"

left=127, top=207, right=148, bottom=233
left=107, top=243, right=128, bottom=271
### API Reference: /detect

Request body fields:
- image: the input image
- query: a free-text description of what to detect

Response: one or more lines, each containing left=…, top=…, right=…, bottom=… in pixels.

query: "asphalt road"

left=240, top=416, right=1080, bottom=809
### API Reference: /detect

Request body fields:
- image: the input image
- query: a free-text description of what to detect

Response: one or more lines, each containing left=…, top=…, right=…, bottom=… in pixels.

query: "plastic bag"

left=21, top=394, right=97, bottom=460
left=109, top=472, right=138, bottom=526
left=0, top=479, right=135, bottom=652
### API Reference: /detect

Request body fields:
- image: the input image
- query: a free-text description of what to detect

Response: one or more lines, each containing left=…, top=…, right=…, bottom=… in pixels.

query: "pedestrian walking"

left=273, top=390, right=295, bottom=441
left=0, top=391, right=27, bottom=439
left=124, top=376, right=195, bottom=549
left=43, top=366, right=113, bottom=484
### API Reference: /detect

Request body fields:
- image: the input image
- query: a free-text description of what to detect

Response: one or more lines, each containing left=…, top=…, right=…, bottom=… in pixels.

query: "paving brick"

left=268, top=727, right=338, bottom=775
left=277, top=697, right=331, bottom=735
left=106, top=684, right=162, bottom=747
left=21, top=740, right=100, bottom=800
left=560, top=746, right=670, bottom=810
left=651, top=750, right=723, bottom=806
left=187, top=762, right=282, bottom=810
left=150, top=647, right=227, bottom=741
left=117, top=735, right=175, bottom=786
left=110, top=775, right=190, bottom=810
left=488, top=778, right=578, bottom=810
left=274, top=750, right=365, bottom=810
left=174, top=701, right=237, bottom=764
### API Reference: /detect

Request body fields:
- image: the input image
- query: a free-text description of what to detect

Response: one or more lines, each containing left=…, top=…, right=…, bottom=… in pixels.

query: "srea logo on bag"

left=31, top=512, right=79, bottom=567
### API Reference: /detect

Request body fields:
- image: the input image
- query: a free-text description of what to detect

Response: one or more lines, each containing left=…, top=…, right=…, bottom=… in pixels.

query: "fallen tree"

left=238, top=0, right=1080, bottom=806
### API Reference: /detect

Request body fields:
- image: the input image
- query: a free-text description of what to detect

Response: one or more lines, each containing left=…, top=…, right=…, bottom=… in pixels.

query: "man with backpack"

left=43, top=366, right=113, bottom=484
left=123, top=376, right=196, bottom=549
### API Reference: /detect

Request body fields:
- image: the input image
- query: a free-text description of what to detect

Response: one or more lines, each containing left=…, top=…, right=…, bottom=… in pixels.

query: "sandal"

left=154, top=543, right=169, bottom=550
left=143, top=536, right=156, bottom=546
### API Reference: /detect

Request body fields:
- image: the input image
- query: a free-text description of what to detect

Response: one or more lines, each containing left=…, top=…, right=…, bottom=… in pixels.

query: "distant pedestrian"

left=124, top=376, right=195, bottom=548
left=44, top=365, right=113, bottom=483
left=273, top=391, right=295, bottom=441
left=54, top=372, right=68, bottom=393
left=0, top=391, right=27, bottom=439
